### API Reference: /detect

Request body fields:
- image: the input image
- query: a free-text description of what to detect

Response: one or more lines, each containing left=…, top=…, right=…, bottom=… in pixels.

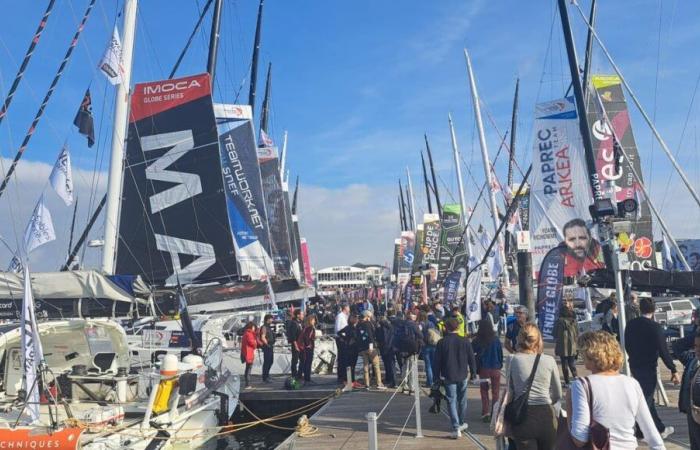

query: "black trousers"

left=632, top=366, right=665, bottom=433
left=689, top=413, right=700, bottom=450
left=381, top=351, right=396, bottom=387
left=262, top=346, right=274, bottom=381
left=301, top=348, right=313, bottom=381
left=338, top=348, right=357, bottom=382
left=560, top=356, right=577, bottom=384
left=290, top=345, right=301, bottom=378
left=244, top=363, right=253, bottom=386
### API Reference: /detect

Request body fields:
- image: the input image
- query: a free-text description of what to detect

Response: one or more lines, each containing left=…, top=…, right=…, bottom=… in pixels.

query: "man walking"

left=286, top=309, right=304, bottom=379
left=357, top=311, right=385, bottom=389
left=625, top=297, right=680, bottom=439
left=434, top=318, right=477, bottom=439
left=259, top=314, right=276, bottom=383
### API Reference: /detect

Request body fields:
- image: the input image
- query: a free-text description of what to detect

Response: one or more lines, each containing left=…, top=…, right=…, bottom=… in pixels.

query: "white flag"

left=481, top=229, right=503, bottom=279
left=99, top=26, right=123, bottom=85
left=20, top=265, right=44, bottom=424
left=7, top=255, right=22, bottom=273
left=662, top=232, right=675, bottom=271
left=49, top=147, right=73, bottom=206
left=466, top=229, right=483, bottom=323
left=24, top=196, right=56, bottom=253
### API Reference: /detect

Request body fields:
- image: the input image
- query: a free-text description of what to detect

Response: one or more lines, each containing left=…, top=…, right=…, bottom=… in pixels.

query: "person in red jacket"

left=241, top=322, right=258, bottom=390
left=296, top=314, right=317, bottom=385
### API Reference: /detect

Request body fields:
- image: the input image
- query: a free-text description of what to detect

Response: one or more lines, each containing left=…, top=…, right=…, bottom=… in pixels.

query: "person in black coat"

left=337, top=314, right=359, bottom=385
left=376, top=311, right=396, bottom=387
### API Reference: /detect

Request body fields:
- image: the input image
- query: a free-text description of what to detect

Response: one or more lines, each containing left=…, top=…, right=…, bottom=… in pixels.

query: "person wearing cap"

left=358, top=310, right=385, bottom=389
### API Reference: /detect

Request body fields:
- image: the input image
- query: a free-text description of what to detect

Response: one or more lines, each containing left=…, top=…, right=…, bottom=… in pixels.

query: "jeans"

left=632, top=366, right=665, bottom=433
left=560, top=355, right=577, bottom=384
left=262, top=346, right=274, bottom=381
left=291, top=345, right=301, bottom=378
left=381, top=351, right=396, bottom=386
left=444, top=379, right=468, bottom=431
left=422, top=346, right=436, bottom=387
left=301, top=348, right=313, bottom=382
left=360, top=349, right=383, bottom=387
left=478, top=367, right=501, bottom=415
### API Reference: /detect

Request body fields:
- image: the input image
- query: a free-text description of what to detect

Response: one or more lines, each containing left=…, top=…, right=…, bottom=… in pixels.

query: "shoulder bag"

left=555, top=376, right=610, bottom=450
left=504, top=353, right=540, bottom=426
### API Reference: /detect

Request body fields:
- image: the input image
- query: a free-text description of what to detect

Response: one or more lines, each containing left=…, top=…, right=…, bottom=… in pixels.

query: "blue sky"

left=0, top=0, right=699, bottom=270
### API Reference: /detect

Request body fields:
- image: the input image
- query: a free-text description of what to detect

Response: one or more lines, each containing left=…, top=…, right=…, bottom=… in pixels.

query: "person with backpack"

left=358, top=311, right=385, bottom=389
left=286, top=309, right=304, bottom=379
left=259, top=314, right=276, bottom=383
left=240, top=322, right=258, bottom=390
left=472, top=317, right=503, bottom=422
left=434, top=317, right=477, bottom=439
left=393, top=311, right=423, bottom=392
left=419, top=311, right=440, bottom=388
left=679, top=333, right=700, bottom=448
left=376, top=310, right=396, bottom=388
left=337, top=314, right=360, bottom=386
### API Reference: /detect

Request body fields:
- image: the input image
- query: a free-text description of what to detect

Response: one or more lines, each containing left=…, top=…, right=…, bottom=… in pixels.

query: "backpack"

left=393, top=320, right=419, bottom=354
left=427, top=327, right=441, bottom=346
left=376, top=321, right=394, bottom=352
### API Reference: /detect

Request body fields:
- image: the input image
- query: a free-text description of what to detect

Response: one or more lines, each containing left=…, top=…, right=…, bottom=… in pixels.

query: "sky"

left=0, top=0, right=699, bottom=272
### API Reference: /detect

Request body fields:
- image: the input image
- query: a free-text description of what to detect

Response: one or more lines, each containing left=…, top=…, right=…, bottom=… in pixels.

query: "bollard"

left=367, top=412, right=378, bottom=450
left=412, top=355, right=423, bottom=438
left=344, top=366, right=352, bottom=392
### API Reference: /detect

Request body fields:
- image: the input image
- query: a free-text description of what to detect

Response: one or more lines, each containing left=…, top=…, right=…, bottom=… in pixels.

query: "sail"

left=282, top=179, right=300, bottom=279
left=215, top=103, right=275, bottom=280
left=437, top=204, right=468, bottom=283
left=585, top=75, right=654, bottom=270
left=292, top=215, right=306, bottom=283
left=528, top=97, right=595, bottom=276
left=257, top=146, right=294, bottom=277
left=300, top=238, right=313, bottom=285
left=116, top=73, right=238, bottom=286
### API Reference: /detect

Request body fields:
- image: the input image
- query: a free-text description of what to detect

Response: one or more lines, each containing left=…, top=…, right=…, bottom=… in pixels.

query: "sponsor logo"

left=143, top=79, right=202, bottom=95
left=634, top=237, right=653, bottom=259
left=591, top=119, right=613, bottom=141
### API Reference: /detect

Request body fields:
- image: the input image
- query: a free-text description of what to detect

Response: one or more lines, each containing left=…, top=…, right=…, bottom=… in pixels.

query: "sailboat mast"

left=406, top=168, right=418, bottom=230
left=507, top=79, right=519, bottom=189
left=260, top=62, right=272, bottom=133
left=424, top=134, right=442, bottom=220
left=448, top=113, right=468, bottom=225
left=420, top=152, right=433, bottom=214
left=582, top=0, right=597, bottom=97
left=399, top=180, right=408, bottom=231
left=464, top=48, right=509, bottom=287
left=248, top=0, right=265, bottom=109
left=206, top=0, right=223, bottom=83
left=102, top=0, right=138, bottom=274
left=280, top=131, right=288, bottom=181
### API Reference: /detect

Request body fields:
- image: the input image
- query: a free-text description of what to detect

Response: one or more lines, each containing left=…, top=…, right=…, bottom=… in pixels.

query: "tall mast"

left=464, top=48, right=509, bottom=287
left=248, top=0, right=265, bottom=109
left=405, top=184, right=414, bottom=230
left=406, top=168, right=417, bottom=229
left=397, top=197, right=405, bottom=231
left=206, top=0, right=223, bottom=84
left=582, top=0, right=597, bottom=98
left=279, top=130, right=288, bottom=180
left=102, top=0, right=138, bottom=274
left=291, top=176, right=299, bottom=214
left=424, top=134, right=442, bottom=220
left=448, top=114, right=468, bottom=224
left=420, top=151, right=433, bottom=214
left=399, top=180, right=408, bottom=231
left=260, top=62, right=272, bottom=133
left=507, top=79, right=519, bottom=189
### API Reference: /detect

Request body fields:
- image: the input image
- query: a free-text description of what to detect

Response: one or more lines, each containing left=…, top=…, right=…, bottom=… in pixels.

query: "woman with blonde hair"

left=507, top=323, right=561, bottom=449
left=566, top=331, right=664, bottom=449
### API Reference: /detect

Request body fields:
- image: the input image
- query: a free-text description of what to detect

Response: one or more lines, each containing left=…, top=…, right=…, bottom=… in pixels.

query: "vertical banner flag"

left=480, top=229, right=502, bottom=280
left=20, top=266, right=44, bottom=424
left=411, top=224, right=424, bottom=276
left=24, top=196, right=56, bottom=253
left=391, top=238, right=401, bottom=280
left=216, top=104, right=274, bottom=279
left=73, top=89, right=95, bottom=147
left=398, top=231, right=415, bottom=285
left=585, top=75, right=654, bottom=270
left=443, top=270, right=461, bottom=306
left=437, top=204, right=468, bottom=283
left=466, top=229, right=483, bottom=323
left=300, top=238, right=314, bottom=284
left=49, top=146, right=74, bottom=206
left=99, top=25, right=123, bottom=85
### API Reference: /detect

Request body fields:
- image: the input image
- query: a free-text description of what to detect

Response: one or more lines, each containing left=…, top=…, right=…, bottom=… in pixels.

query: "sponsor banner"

left=412, top=224, right=424, bottom=275
left=300, top=238, right=313, bottom=284
left=528, top=97, right=595, bottom=276
left=399, top=231, right=415, bottom=276
left=0, top=427, right=82, bottom=450
left=443, top=270, right=462, bottom=306
left=217, top=107, right=274, bottom=279
left=258, top=146, right=294, bottom=277
left=466, top=229, right=483, bottom=323
left=392, top=238, right=401, bottom=278
left=438, top=204, right=467, bottom=283
left=670, top=239, right=700, bottom=271
left=586, top=75, right=655, bottom=270
left=422, top=213, right=441, bottom=265
left=117, top=73, right=238, bottom=286
left=536, top=245, right=566, bottom=340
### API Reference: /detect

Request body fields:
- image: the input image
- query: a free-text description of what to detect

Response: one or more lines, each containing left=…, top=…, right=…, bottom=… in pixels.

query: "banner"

left=670, top=239, right=700, bottom=271
left=536, top=245, right=567, bottom=340
left=24, top=196, right=56, bottom=253
left=411, top=224, right=424, bottom=275
left=300, top=238, right=313, bottom=284
left=258, top=146, right=294, bottom=277
left=391, top=238, right=401, bottom=280
left=398, top=231, right=415, bottom=285
left=50, top=146, right=74, bottom=206
left=422, top=213, right=441, bottom=265
left=437, top=204, right=468, bottom=283
left=116, top=73, right=239, bottom=286
left=480, top=229, right=502, bottom=280
left=443, top=270, right=461, bottom=306
left=216, top=107, right=274, bottom=279
left=528, top=97, right=595, bottom=276
left=586, top=75, right=654, bottom=270
left=466, top=229, right=483, bottom=323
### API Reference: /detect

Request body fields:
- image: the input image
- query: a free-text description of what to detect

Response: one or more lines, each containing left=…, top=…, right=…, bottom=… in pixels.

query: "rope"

left=295, top=414, right=320, bottom=438
left=377, top=363, right=413, bottom=419
left=391, top=400, right=415, bottom=450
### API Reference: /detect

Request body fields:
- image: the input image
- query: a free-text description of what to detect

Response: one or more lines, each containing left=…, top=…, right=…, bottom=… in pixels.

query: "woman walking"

left=508, top=323, right=561, bottom=450
left=240, top=322, right=258, bottom=390
left=566, top=331, right=664, bottom=449
left=297, top=314, right=318, bottom=385
left=553, top=298, right=578, bottom=386
left=472, top=317, right=503, bottom=422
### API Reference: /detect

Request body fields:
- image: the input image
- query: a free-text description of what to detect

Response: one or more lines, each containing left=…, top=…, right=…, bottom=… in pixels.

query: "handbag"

left=555, top=377, right=610, bottom=450
left=504, top=353, right=540, bottom=426
left=490, top=369, right=511, bottom=437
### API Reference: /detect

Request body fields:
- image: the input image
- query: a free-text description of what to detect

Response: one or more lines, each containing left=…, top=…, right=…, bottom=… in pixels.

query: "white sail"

left=20, top=265, right=44, bottom=424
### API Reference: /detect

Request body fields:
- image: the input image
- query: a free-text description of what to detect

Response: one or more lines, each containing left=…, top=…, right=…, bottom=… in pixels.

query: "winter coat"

left=241, top=329, right=258, bottom=364
left=472, top=336, right=503, bottom=370
left=297, top=325, right=316, bottom=352
left=553, top=314, right=578, bottom=357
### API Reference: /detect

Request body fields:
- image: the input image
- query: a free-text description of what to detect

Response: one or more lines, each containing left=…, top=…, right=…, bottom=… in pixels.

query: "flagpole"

left=464, top=48, right=509, bottom=287
left=102, top=0, right=138, bottom=274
